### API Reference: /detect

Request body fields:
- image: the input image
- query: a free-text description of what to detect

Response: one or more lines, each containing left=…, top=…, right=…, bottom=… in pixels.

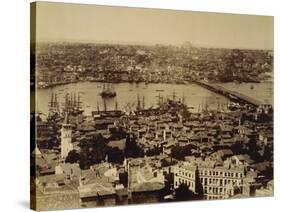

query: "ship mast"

left=97, top=101, right=100, bottom=112
left=54, top=93, right=59, bottom=114
left=172, top=90, right=176, bottom=102
left=137, top=94, right=141, bottom=111
left=115, top=100, right=118, bottom=111
left=156, top=93, right=161, bottom=106
left=103, top=99, right=107, bottom=112
left=182, top=93, right=185, bottom=105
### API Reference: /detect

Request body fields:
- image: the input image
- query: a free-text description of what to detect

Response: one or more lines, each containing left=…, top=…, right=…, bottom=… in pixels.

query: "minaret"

left=61, top=112, right=73, bottom=160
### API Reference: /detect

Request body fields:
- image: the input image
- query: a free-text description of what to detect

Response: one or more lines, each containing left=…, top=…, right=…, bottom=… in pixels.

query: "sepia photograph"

left=30, top=2, right=273, bottom=210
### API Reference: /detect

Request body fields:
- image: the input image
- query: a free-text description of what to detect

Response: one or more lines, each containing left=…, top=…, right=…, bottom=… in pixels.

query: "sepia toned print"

left=30, top=2, right=273, bottom=211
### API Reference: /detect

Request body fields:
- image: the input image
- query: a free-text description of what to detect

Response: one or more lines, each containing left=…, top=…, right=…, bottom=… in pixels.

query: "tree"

left=146, top=146, right=162, bottom=156
left=263, top=144, right=272, bottom=161
left=65, top=150, right=80, bottom=163
left=171, top=145, right=195, bottom=160
left=106, top=147, right=124, bottom=164
left=175, top=183, right=196, bottom=201
left=194, top=167, right=204, bottom=199
left=248, top=137, right=259, bottom=160
left=79, top=133, right=107, bottom=169
left=125, top=135, right=144, bottom=158
left=231, top=140, right=244, bottom=155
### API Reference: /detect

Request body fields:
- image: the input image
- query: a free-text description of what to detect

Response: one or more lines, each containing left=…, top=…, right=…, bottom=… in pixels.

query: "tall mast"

left=103, top=99, right=107, bottom=112
left=115, top=101, right=118, bottom=111
left=97, top=101, right=100, bottom=112
left=64, top=93, right=69, bottom=114
left=48, top=92, right=54, bottom=113
left=77, top=93, right=82, bottom=110
left=157, top=93, right=161, bottom=106
left=172, top=90, right=176, bottom=102
left=54, top=93, right=59, bottom=113
left=142, top=95, right=145, bottom=109
left=137, top=94, right=141, bottom=111
left=73, top=93, right=77, bottom=108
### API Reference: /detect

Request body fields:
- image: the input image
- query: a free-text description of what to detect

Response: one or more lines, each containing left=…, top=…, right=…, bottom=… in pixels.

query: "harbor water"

left=36, top=82, right=273, bottom=116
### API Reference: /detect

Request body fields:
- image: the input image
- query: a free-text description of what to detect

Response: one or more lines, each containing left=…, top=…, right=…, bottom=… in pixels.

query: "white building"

left=174, top=158, right=246, bottom=200
left=61, top=113, right=73, bottom=159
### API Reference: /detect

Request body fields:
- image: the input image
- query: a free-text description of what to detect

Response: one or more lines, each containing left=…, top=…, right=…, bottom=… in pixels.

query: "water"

left=216, top=82, right=273, bottom=105
left=36, top=82, right=273, bottom=116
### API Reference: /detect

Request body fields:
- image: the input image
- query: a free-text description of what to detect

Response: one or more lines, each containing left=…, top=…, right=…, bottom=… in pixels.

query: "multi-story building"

left=173, top=158, right=246, bottom=200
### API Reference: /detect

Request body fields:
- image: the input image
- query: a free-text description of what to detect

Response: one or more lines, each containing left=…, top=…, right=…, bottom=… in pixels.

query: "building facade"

left=174, top=160, right=245, bottom=200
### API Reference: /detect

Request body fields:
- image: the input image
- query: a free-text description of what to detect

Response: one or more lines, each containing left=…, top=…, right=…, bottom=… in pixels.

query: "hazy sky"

left=34, top=2, right=274, bottom=49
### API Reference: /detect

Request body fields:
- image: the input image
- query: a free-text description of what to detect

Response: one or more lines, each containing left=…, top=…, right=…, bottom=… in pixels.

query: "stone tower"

left=61, top=112, right=73, bottom=160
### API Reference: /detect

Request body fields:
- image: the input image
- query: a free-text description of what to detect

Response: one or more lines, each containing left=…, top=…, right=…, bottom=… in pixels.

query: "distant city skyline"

left=34, top=2, right=274, bottom=50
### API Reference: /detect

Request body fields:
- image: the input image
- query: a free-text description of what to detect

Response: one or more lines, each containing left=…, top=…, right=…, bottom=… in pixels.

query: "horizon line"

left=34, top=39, right=274, bottom=51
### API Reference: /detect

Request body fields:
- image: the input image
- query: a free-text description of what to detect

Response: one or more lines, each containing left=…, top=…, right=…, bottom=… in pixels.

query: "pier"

left=193, top=81, right=264, bottom=107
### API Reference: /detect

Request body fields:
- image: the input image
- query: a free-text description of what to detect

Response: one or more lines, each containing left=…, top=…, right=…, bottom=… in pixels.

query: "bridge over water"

left=193, top=81, right=264, bottom=107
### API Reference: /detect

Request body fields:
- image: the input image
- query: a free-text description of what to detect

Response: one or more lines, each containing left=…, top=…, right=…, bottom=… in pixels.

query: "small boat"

left=250, top=85, right=254, bottom=90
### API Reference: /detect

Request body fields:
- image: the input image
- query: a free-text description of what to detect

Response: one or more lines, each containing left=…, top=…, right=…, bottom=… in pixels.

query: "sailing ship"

left=48, top=93, right=60, bottom=115
left=62, top=92, right=84, bottom=116
left=100, top=83, right=117, bottom=98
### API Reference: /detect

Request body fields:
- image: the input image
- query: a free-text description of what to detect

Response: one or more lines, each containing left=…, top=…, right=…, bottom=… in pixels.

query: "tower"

left=61, top=112, right=73, bottom=160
